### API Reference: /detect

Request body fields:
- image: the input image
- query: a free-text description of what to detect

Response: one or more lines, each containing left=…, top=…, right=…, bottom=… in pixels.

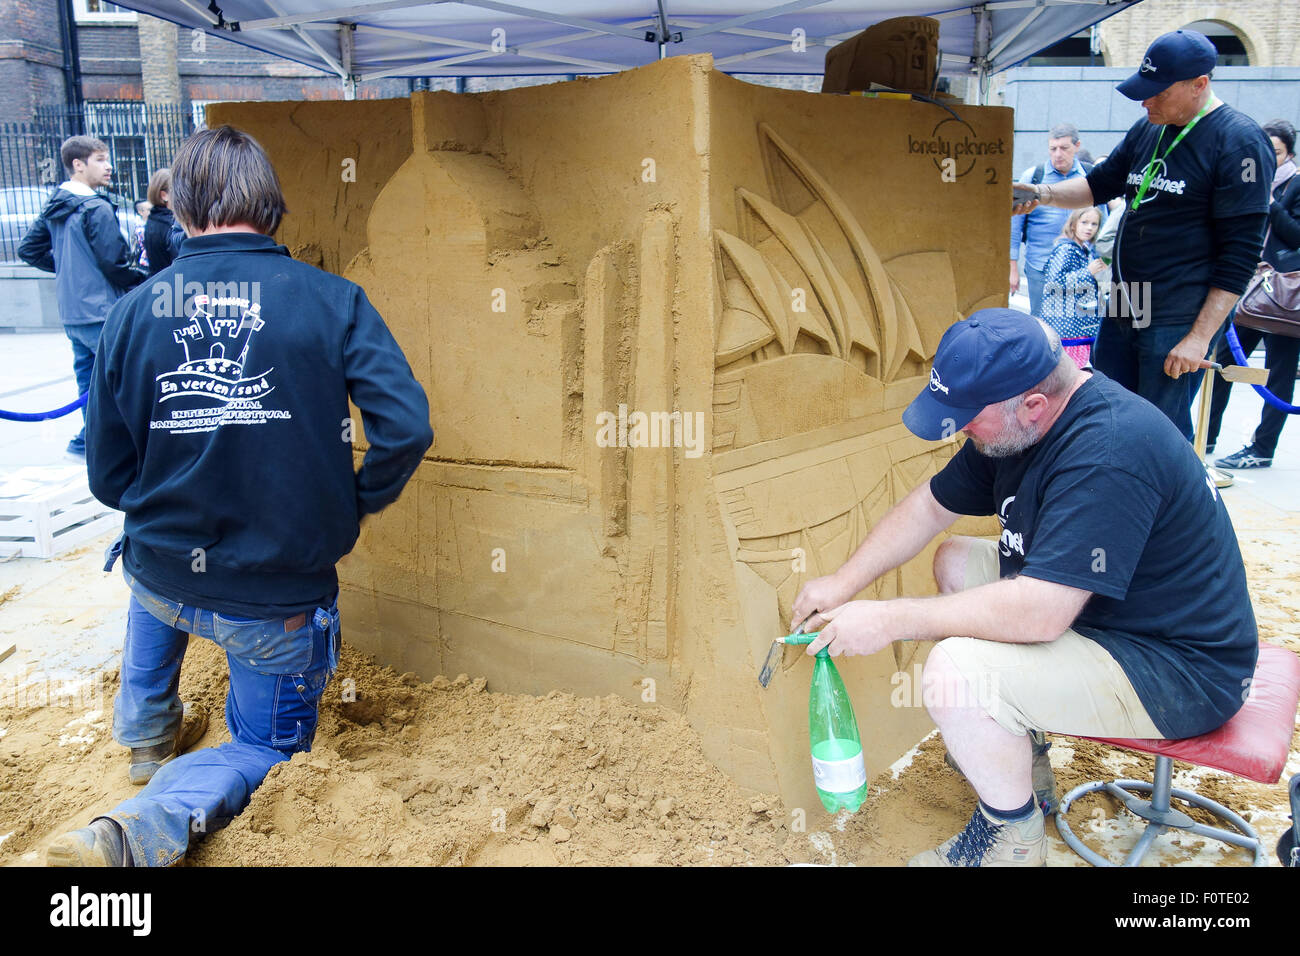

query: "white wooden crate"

left=0, top=466, right=121, bottom=559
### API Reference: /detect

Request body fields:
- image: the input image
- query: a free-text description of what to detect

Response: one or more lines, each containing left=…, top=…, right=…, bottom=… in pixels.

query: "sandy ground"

left=1, top=518, right=1296, bottom=867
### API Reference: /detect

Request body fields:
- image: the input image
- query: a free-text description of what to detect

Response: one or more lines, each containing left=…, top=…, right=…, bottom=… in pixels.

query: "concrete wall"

left=0, top=265, right=60, bottom=331
left=1002, top=66, right=1300, bottom=179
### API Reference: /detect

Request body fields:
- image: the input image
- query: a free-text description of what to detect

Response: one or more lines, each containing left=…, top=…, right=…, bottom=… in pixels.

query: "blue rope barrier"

left=1224, top=323, right=1300, bottom=415
left=1061, top=336, right=1096, bottom=347
left=0, top=392, right=87, bottom=422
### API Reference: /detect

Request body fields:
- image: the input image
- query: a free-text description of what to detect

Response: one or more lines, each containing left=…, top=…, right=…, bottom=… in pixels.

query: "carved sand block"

left=209, top=55, right=1010, bottom=813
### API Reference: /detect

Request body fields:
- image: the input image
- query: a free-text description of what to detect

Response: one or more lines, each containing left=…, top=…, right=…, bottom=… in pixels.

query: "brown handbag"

left=1236, top=176, right=1300, bottom=337
left=1236, top=261, right=1300, bottom=338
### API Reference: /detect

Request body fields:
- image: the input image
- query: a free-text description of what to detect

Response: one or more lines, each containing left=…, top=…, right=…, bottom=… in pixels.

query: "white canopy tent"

left=113, top=0, right=1143, bottom=99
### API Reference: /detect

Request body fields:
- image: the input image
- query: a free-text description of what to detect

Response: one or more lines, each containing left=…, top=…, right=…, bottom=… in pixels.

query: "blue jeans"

left=64, top=322, right=103, bottom=449
left=101, top=570, right=340, bottom=866
left=1092, top=316, right=1209, bottom=442
left=1025, top=263, right=1046, bottom=318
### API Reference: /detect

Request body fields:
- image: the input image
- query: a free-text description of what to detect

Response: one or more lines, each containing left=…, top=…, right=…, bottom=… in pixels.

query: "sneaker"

left=46, top=818, right=132, bottom=867
left=943, top=731, right=1057, bottom=815
left=908, top=803, right=1046, bottom=867
left=65, top=438, right=86, bottom=460
left=129, top=701, right=209, bottom=785
left=1215, top=445, right=1272, bottom=470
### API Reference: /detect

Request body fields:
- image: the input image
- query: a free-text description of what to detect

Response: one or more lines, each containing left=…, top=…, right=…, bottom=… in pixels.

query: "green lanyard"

left=1130, top=98, right=1218, bottom=211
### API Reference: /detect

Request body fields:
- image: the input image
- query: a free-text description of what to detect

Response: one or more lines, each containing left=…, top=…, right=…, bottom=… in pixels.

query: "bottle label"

left=812, top=753, right=866, bottom=793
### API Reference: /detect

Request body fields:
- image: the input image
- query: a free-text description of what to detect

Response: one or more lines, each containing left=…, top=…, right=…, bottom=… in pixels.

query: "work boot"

left=128, top=701, right=209, bottom=785
left=908, top=803, right=1046, bottom=867
left=47, top=818, right=132, bottom=867
left=943, top=730, right=1057, bottom=815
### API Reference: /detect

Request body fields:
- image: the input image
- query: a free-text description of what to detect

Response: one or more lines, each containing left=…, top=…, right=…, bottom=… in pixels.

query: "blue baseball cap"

left=1117, top=30, right=1217, bottom=101
left=903, top=309, right=1060, bottom=441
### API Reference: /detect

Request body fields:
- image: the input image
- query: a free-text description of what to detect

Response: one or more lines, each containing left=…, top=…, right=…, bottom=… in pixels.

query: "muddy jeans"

left=103, top=568, right=339, bottom=866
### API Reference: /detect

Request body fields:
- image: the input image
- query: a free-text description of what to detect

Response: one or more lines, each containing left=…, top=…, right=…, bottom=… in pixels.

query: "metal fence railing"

left=1, top=102, right=198, bottom=263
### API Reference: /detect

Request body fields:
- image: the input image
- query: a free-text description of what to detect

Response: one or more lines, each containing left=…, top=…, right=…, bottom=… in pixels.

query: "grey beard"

left=970, top=418, right=1040, bottom=458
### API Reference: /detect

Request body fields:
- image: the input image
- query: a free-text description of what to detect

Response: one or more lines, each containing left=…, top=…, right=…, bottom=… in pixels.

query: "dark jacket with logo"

left=143, top=204, right=187, bottom=276
left=87, top=232, right=434, bottom=617
left=17, top=186, right=145, bottom=325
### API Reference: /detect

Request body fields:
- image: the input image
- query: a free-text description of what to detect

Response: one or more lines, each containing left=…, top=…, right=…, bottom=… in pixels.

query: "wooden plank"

left=0, top=467, right=120, bottom=557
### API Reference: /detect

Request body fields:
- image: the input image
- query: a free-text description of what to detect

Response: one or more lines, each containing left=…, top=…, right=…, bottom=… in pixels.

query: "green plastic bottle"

left=808, top=647, right=867, bottom=813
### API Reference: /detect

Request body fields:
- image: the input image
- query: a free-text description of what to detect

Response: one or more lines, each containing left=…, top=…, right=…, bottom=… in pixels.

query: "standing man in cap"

left=792, top=309, right=1257, bottom=867
left=1011, top=30, right=1275, bottom=442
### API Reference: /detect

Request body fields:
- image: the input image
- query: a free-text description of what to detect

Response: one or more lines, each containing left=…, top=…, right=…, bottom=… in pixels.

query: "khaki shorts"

left=935, top=538, right=1165, bottom=740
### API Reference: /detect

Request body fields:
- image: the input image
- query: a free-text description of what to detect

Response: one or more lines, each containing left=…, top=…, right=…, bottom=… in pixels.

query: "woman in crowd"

left=1207, top=119, right=1300, bottom=470
left=142, top=167, right=188, bottom=276
left=1040, top=207, right=1106, bottom=367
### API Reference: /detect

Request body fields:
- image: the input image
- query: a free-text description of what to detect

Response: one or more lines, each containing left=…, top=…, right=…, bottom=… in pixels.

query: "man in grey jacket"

left=18, top=135, right=145, bottom=457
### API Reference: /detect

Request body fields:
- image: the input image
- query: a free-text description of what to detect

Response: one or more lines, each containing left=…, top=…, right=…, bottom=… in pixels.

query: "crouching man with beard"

left=791, top=308, right=1257, bottom=867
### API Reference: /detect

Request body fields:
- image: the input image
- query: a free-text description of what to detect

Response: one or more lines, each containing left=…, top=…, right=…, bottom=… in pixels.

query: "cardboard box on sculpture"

left=209, top=54, right=1011, bottom=812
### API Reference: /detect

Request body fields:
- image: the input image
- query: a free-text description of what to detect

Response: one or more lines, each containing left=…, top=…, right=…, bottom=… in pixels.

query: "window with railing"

left=83, top=103, right=149, bottom=203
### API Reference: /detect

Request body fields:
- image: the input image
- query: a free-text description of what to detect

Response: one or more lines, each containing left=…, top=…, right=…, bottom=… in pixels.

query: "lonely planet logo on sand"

left=906, top=117, right=1006, bottom=179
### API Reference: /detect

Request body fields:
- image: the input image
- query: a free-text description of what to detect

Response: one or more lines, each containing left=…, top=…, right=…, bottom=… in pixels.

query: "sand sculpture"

left=208, top=54, right=1011, bottom=812
left=822, top=16, right=941, bottom=95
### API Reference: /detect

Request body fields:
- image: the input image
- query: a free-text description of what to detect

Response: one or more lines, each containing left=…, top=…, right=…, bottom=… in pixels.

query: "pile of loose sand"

left=2, top=521, right=1296, bottom=866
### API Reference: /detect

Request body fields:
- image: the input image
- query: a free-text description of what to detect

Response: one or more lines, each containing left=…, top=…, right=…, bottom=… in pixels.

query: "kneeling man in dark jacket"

left=48, top=125, right=434, bottom=867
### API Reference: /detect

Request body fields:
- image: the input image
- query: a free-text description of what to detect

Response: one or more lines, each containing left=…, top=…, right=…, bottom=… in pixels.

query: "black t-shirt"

left=1086, top=104, right=1274, bottom=324
left=930, top=372, right=1257, bottom=738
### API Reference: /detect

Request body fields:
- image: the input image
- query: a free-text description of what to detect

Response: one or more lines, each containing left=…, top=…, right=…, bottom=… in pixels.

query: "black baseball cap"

left=1117, top=30, right=1217, bottom=101
left=903, top=309, right=1060, bottom=441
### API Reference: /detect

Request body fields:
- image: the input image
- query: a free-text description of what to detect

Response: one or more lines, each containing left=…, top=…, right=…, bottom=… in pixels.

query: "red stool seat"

left=1083, top=643, right=1300, bottom=783
left=1056, top=643, right=1300, bottom=866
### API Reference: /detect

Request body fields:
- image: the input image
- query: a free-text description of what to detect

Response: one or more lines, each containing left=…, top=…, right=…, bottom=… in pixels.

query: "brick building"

left=1097, top=0, right=1299, bottom=68
left=1, top=0, right=411, bottom=128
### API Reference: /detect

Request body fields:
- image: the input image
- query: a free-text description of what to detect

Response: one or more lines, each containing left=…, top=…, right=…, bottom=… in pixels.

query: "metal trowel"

left=1211, top=363, right=1270, bottom=385
left=757, top=627, right=820, bottom=688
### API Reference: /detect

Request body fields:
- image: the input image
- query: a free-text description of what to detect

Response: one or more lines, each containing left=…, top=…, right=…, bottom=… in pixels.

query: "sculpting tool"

left=1209, top=363, right=1269, bottom=385
left=757, top=629, right=820, bottom=688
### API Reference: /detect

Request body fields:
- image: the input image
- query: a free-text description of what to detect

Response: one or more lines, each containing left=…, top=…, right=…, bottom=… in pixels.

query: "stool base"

left=1055, top=755, right=1264, bottom=866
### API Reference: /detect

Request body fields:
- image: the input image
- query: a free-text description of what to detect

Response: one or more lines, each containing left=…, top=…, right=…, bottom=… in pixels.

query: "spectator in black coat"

left=143, top=167, right=187, bottom=277
left=1207, top=119, right=1300, bottom=469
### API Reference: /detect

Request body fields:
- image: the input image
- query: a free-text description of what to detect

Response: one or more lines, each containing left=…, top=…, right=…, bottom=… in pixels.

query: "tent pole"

left=340, top=23, right=357, bottom=99
left=967, top=2, right=992, bottom=105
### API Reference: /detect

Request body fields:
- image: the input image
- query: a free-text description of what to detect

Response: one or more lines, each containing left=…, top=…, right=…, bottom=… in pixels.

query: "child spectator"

left=1040, top=207, right=1106, bottom=368
left=132, top=199, right=151, bottom=271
